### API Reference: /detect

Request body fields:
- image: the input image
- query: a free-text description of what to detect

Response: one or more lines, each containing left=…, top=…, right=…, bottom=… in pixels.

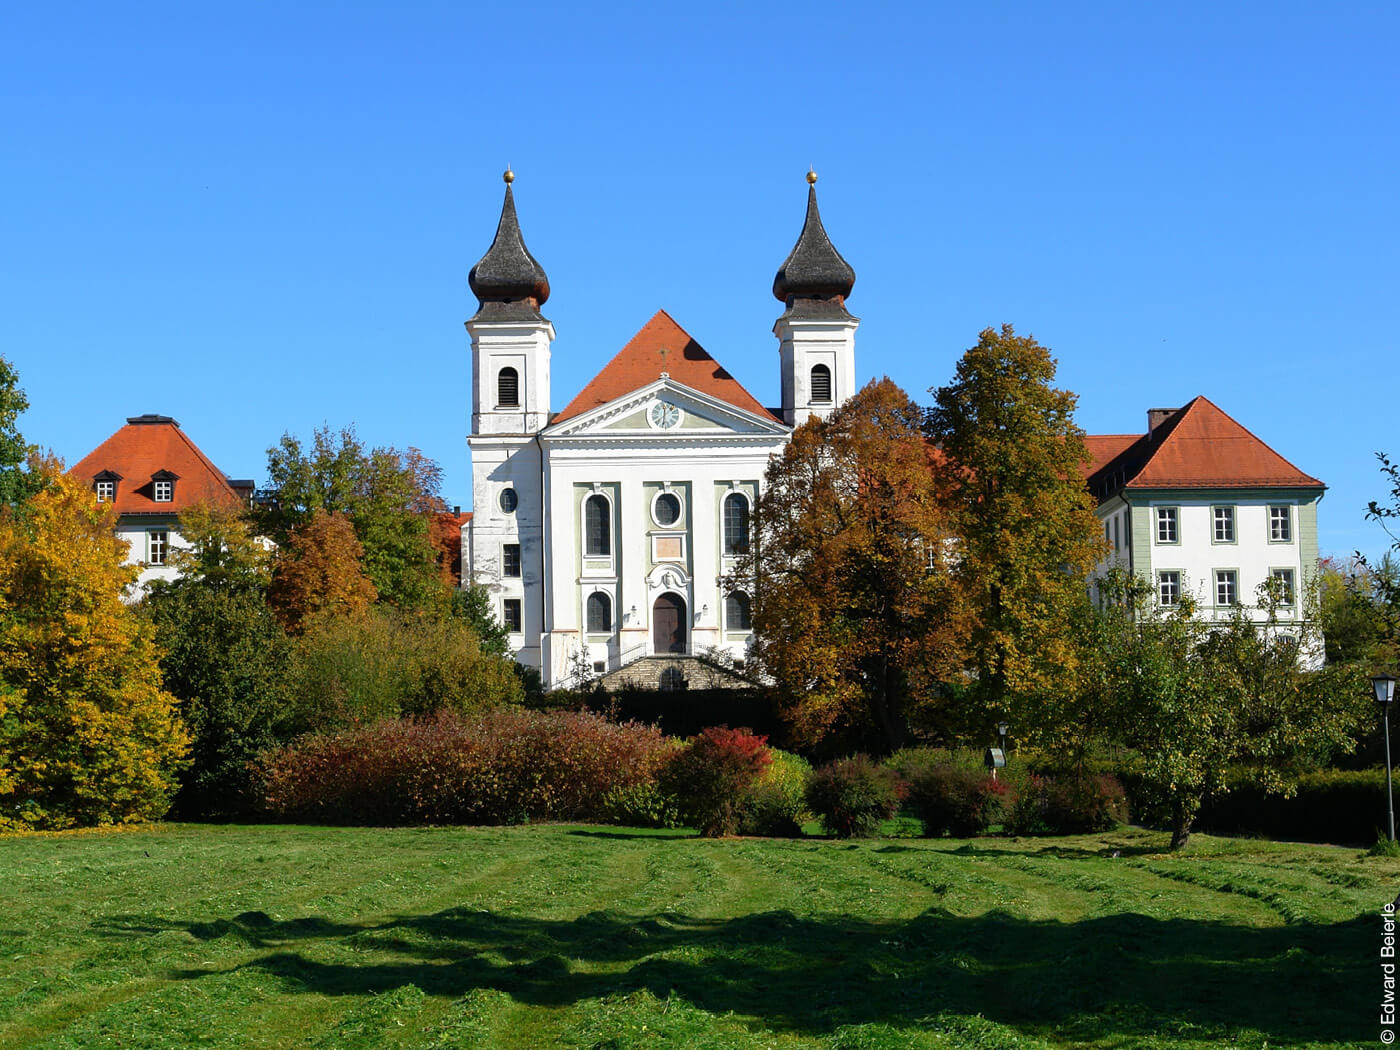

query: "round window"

left=499, top=488, right=518, bottom=513
left=654, top=492, right=681, bottom=527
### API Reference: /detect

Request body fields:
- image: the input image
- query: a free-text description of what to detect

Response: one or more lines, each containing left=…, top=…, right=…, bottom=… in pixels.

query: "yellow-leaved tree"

left=0, top=465, right=188, bottom=829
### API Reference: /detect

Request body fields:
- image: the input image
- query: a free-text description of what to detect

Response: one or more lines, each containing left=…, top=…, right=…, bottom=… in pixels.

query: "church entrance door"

left=652, top=593, right=687, bottom=654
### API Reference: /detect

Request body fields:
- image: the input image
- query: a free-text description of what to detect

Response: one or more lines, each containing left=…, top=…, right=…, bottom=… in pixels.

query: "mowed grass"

left=1, top=824, right=1394, bottom=1048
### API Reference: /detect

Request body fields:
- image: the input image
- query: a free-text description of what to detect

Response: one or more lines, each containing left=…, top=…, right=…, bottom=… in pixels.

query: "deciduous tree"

left=267, top=509, right=377, bottom=633
left=0, top=467, right=188, bottom=829
left=0, top=357, right=40, bottom=507
left=925, top=325, right=1104, bottom=735
left=741, top=379, right=967, bottom=752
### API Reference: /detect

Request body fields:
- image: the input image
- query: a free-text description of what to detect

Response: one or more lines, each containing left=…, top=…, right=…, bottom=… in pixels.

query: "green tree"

left=925, top=325, right=1105, bottom=737
left=1317, top=555, right=1397, bottom=667
left=741, top=379, right=967, bottom=752
left=0, top=357, right=40, bottom=507
left=449, top=582, right=511, bottom=657
left=260, top=426, right=444, bottom=609
left=0, top=467, right=188, bottom=829
left=166, top=500, right=272, bottom=592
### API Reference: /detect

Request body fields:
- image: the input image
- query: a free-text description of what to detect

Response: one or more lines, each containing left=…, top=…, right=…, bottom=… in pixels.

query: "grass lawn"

left=1, top=823, right=1394, bottom=1049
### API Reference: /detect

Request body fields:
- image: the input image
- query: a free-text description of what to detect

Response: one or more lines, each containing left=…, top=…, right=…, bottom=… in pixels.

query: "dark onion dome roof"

left=772, top=171, right=855, bottom=319
left=468, top=169, right=551, bottom=322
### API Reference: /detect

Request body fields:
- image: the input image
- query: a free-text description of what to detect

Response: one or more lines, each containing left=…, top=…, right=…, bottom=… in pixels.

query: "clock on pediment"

left=649, top=401, right=682, bottom=429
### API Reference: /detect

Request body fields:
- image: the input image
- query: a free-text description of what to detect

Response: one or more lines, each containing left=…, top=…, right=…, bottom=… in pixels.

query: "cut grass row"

left=1, top=824, right=1394, bottom=1048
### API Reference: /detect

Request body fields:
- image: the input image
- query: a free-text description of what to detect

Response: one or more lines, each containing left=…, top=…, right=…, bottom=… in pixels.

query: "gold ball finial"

left=503, top=166, right=515, bottom=185
left=807, top=167, right=818, bottom=185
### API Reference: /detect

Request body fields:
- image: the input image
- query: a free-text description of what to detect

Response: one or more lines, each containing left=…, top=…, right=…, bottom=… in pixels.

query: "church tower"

left=772, top=171, right=858, bottom=428
left=465, top=170, right=552, bottom=671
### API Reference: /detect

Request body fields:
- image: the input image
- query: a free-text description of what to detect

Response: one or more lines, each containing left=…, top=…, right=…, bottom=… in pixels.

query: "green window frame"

left=1268, top=505, right=1293, bottom=543
left=1268, top=567, right=1296, bottom=606
left=1211, top=505, right=1236, bottom=544
left=1214, top=569, right=1239, bottom=608
left=1155, top=506, right=1179, bottom=544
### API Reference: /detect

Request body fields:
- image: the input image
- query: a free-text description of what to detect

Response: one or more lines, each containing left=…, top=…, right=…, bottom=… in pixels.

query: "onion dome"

left=772, top=170, right=856, bottom=318
left=468, top=168, right=551, bottom=321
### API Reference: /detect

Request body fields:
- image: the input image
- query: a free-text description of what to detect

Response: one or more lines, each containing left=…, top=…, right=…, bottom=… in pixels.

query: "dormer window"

left=151, top=470, right=179, bottom=503
left=92, top=470, right=121, bottom=503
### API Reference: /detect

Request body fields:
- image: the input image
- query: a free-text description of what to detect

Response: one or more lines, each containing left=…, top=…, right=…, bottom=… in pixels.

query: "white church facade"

left=465, top=171, right=858, bottom=689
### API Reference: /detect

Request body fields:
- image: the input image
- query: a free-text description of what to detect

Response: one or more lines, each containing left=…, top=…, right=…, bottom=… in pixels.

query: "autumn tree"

left=741, top=379, right=967, bottom=753
left=267, top=509, right=378, bottom=632
left=260, top=426, right=444, bottom=610
left=166, top=500, right=272, bottom=591
left=0, top=356, right=40, bottom=507
left=0, top=466, right=188, bottom=829
left=925, top=325, right=1105, bottom=736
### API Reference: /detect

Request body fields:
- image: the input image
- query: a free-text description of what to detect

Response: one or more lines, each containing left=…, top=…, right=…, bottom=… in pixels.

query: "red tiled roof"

left=552, top=310, right=782, bottom=425
left=1085, top=396, right=1323, bottom=495
left=71, top=418, right=244, bottom=515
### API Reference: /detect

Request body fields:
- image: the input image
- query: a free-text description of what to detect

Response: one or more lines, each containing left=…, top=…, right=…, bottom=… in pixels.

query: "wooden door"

left=652, top=593, right=686, bottom=654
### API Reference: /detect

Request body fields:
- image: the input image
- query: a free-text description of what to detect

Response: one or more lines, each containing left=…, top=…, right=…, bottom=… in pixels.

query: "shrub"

left=738, top=748, right=812, bottom=837
left=905, top=764, right=1011, bottom=837
left=256, top=709, right=673, bottom=825
left=1195, top=767, right=1395, bottom=845
left=600, top=782, right=682, bottom=829
left=661, top=726, right=772, bottom=837
left=806, top=756, right=906, bottom=838
left=1006, top=774, right=1128, bottom=835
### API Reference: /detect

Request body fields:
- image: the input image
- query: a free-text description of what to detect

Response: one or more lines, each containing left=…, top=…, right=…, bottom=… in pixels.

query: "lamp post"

left=1373, top=673, right=1397, bottom=843
left=997, top=721, right=1010, bottom=753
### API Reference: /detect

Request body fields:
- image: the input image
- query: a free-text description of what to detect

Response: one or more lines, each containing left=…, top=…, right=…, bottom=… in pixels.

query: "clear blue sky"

left=4, top=3, right=1397, bottom=559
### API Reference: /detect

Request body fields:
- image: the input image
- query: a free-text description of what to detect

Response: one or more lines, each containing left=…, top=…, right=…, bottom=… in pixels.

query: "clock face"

left=650, top=402, right=681, bottom=429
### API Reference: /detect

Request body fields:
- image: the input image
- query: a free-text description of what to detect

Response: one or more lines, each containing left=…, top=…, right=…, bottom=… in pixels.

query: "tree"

left=449, top=582, right=511, bottom=657
left=166, top=500, right=272, bottom=592
left=260, top=426, right=444, bottom=609
left=0, top=357, right=40, bottom=507
left=267, top=509, right=378, bottom=633
left=925, top=325, right=1105, bottom=736
left=0, top=467, right=188, bottom=829
left=741, top=379, right=967, bottom=752
left=1090, top=571, right=1363, bottom=849
left=1317, top=554, right=1398, bottom=667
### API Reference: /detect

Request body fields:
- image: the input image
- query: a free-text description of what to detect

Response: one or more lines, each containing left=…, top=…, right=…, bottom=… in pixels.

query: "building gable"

left=71, top=415, right=246, bottom=516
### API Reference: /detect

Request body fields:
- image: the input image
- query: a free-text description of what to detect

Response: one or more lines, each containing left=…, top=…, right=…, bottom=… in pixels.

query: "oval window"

left=654, top=492, right=681, bottom=527
left=499, top=488, right=518, bottom=513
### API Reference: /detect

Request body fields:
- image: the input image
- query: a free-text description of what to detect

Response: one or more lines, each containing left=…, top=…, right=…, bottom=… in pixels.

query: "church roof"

left=772, top=174, right=856, bottom=320
left=468, top=171, right=551, bottom=322
left=1084, top=396, right=1323, bottom=497
left=71, top=415, right=246, bottom=516
left=552, top=310, right=783, bottom=425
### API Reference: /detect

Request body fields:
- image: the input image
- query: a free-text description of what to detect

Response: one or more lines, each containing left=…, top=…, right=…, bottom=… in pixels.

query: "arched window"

left=498, top=367, right=520, bottom=407
left=584, top=494, right=610, bottom=556
left=586, top=592, right=612, bottom=633
left=723, top=493, right=749, bottom=555
left=726, top=590, right=752, bottom=631
left=810, top=364, right=832, bottom=403
left=659, top=666, right=687, bottom=691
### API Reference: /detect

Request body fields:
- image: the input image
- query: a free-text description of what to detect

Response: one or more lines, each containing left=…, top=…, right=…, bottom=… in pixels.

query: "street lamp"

left=1373, top=673, right=1396, bottom=843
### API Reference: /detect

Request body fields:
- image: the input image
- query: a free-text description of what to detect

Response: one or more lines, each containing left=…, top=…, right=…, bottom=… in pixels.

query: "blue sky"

left=4, top=3, right=1397, bottom=559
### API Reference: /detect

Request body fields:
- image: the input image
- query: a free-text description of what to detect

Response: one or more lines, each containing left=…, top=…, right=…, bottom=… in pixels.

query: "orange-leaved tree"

left=0, top=465, right=188, bottom=829
left=267, top=509, right=378, bottom=633
left=739, top=378, right=967, bottom=753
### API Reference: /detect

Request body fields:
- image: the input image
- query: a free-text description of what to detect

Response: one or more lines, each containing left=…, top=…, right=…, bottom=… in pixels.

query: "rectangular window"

left=153, top=480, right=173, bottom=502
left=1215, top=570, right=1237, bottom=607
left=1269, top=505, right=1293, bottom=542
left=148, top=530, right=168, bottom=565
left=502, top=598, right=522, bottom=633
left=1156, top=507, right=1178, bottom=543
left=95, top=480, right=115, bottom=502
left=1212, top=506, right=1235, bottom=543
left=1158, top=571, right=1180, bottom=606
left=502, top=543, right=521, bottom=578
left=1112, top=516, right=1120, bottom=551
left=1270, top=567, right=1296, bottom=604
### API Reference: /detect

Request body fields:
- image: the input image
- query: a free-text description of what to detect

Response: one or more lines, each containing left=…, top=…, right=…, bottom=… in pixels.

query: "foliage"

left=1088, top=570, right=1366, bottom=848
left=660, top=725, right=772, bottom=837
left=449, top=581, right=511, bottom=656
left=260, top=425, right=445, bottom=610
left=257, top=709, right=674, bottom=825
left=0, top=358, right=40, bottom=508
left=736, top=747, right=812, bottom=837
left=268, top=509, right=378, bottom=632
left=1194, top=767, right=1396, bottom=845
left=1006, top=774, right=1127, bottom=835
left=164, top=500, right=272, bottom=592
left=740, top=378, right=967, bottom=753
left=141, top=581, right=294, bottom=818
left=925, top=325, right=1105, bottom=739
left=290, top=605, right=522, bottom=729
left=600, top=780, right=683, bottom=829
left=0, top=469, right=187, bottom=829
left=902, top=761, right=1011, bottom=837
left=1317, top=555, right=1398, bottom=667
left=805, top=755, right=906, bottom=838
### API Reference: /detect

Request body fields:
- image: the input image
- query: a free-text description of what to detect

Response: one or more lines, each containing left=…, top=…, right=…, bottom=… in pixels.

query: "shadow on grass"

left=92, top=903, right=1370, bottom=1044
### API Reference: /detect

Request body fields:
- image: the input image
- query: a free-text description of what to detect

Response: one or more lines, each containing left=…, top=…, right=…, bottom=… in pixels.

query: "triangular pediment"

left=544, top=377, right=790, bottom=441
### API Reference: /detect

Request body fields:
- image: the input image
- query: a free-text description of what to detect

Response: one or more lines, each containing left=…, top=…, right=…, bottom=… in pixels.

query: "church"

left=465, top=171, right=857, bottom=690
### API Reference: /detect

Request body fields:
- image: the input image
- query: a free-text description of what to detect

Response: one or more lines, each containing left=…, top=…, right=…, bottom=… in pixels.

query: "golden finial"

left=503, top=166, right=515, bottom=185
left=807, top=166, right=818, bottom=185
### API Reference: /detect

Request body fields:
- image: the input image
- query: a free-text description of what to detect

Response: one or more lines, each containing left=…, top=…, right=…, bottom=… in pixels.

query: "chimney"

left=1147, top=408, right=1179, bottom=436
left=453, top=505, right=461, bottom=516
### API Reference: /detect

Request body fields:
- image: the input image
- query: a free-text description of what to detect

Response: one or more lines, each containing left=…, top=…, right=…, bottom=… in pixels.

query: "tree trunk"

left=1170, top=799, right=1193, bottom=850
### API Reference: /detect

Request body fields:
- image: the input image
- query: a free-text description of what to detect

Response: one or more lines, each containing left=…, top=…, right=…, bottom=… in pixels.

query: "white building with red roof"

left=71, top=415, right=253, bottom=591
left=1084, top=397, right=1325, bottom=661
left=466, top=171, right=856, bottom=688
